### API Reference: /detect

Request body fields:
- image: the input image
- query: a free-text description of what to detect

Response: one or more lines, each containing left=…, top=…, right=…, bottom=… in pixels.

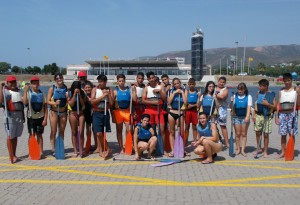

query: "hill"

left=155, top=44, right=300, bottom=67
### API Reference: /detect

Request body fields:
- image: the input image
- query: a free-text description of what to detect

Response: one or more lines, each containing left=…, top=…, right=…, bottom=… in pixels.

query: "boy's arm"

left=23, top=85, right=29, bottom=105
left=216, top=88, right=228, bottom=100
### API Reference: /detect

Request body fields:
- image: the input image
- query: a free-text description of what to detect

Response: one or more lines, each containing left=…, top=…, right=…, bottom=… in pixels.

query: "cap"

left=30, top=76, right=40, bottom=82
left=6, top=75, right=17, bottom=82
left=78, top=71, right=87, bottom=77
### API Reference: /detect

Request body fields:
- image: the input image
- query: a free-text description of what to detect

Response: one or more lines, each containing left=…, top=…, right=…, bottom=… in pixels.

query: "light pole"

left=27, top=48, right=31, bottom=67
left=235, top=42, right=238, bottom=75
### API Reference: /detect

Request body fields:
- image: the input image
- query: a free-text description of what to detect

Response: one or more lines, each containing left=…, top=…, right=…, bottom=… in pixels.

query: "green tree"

left=0, top=62, right=11, bottom=73
left=257, top=62, right=266, bottom=74
left=43, top=63, right=59, bottom=75
left=11, top=66, right=22, bottom=73
left=33, top=66, right=41, bottom=74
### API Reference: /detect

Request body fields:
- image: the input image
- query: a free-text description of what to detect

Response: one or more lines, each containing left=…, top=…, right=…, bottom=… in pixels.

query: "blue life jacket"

left=234, top=94, right=248, bottom=116
left=188, top=89, right=198, bottom=105
left=256, top=91, right=275, bottom=115
left=116, top=86, right=131, bottom=109
left=137, top=123, right=152, bottom=141
left=53, top=85, right=67, bottom=107
left=202, top=94, right=216, bottom=115
left=197, top=122, right=212, bottom=137
left=30, top=89, right=43, bottom=112
left=171, top=88, right=184, bottom=110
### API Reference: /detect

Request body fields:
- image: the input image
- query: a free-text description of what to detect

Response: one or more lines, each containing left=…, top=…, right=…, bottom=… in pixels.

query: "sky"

left=1, top=0, right=300, bottom=68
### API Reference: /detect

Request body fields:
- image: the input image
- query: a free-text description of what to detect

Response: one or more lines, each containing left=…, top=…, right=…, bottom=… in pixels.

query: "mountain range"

left=154, top=44, right=300, bottom=67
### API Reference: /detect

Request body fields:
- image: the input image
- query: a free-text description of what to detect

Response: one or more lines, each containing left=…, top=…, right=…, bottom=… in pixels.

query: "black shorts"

left=84, top=109, right=92, bottom=125
left=27, top=117, right=44, bottom=134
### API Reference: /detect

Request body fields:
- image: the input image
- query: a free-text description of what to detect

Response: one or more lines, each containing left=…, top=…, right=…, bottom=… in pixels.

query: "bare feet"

left=72, top=153, right=78, bottom=158
left=263, top=152, right=268, bottom=158
left=241, top=151, right=247, bottom=157
left=236, top=150, right=241, bottom=155
left=119, top=147, right=125, bottom=154
left=99, top=152, right=104, bottom=158
left=276, top=153, right=285, bottom=159
left=12, top=156, right=20, bottom=163
left=103, top=149, right=112, bottom=160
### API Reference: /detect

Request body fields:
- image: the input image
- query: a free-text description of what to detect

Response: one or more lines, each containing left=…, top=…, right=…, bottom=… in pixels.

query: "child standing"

left=230, top=83, right=252, bottom=156
left=23, top=76, right=48, bottom=158
left=185, top=78, right=200, bottom=143
left=275, top=73, right=300, bottom=158
left=0, top=76, right=24, bottom=163
left=253, top=79, right=277, bottom=158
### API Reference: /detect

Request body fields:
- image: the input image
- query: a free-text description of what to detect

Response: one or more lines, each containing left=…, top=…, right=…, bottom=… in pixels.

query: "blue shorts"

left=92, top=111, right=111, bottom=133
left=232, top=116, right=250, bottom=125
left=278, top=112, right=298, bottom=136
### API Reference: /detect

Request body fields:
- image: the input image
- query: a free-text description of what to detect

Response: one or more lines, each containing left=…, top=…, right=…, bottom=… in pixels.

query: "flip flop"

left=201, top=160, right=214, bottom=164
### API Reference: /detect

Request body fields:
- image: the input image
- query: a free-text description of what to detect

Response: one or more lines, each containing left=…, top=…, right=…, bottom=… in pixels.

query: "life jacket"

left=5, top=87, right=24, bottom=111
left=52, top=84, right=67, bottom=108
left=146, top=84, right=163, bottom=107
left=187, top=89, right=198, bottom=110
left=28, top=89, right=45, bottom=119
left=115, top=86, right=130, bottom=109
left=137, top=123, right=152, bottom=141
left=197, top=122, right=212, bottom=137
left=67, top=92, right=84, bottom=111
left=201, top=94, right=216, bottom=115
left=234, top=94, right=248, bottom=116
left=29, top=89, right=44, bottom=113
left=279, top=89, right=296, bottom=111
left=93, top=87, right=107, bottom=109
left=170, top=88, right=185, bottom=110
left=255, top=91, right=275, bottom=115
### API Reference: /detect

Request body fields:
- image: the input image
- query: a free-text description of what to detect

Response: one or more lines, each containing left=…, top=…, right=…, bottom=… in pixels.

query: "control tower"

left=191, top=27, right=204, bottom=81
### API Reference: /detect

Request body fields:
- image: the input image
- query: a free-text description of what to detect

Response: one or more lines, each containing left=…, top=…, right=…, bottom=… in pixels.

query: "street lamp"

left=27, top=48, right=31, bottom=67
left=235, top=42, right=238, bottom=75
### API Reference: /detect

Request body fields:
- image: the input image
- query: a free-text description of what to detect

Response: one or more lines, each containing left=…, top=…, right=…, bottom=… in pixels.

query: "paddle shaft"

left=27, top=91, right=35, bottom=137
left=76, top=94, right=82, bottom=156
left=104, top=97, right=107, bottom=151
left=2, top=86, right=13, bottom=163
left=229, top=92, right=234, bottom=157
left=209, top=86, right=217, bottom=118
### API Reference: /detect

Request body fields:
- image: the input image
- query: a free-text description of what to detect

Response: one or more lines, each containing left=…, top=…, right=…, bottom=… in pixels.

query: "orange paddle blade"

left=29, top=134, right=41, bottom=160
left=124, top=131, right=133, bottom=155
left=164, top=128, right=171, bottom=152
left=285, top=135, right=295, bottom=161
left=85, top=133, right=91, bottom=155
left=7, top=138, right=14, bottom=164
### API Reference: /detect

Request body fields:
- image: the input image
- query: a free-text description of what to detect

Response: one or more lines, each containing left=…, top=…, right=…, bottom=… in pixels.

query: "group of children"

left=1, top=71, right=299, bottom=164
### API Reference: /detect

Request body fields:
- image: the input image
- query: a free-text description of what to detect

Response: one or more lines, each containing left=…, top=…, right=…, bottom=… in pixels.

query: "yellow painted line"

left=0, top=163, right=183, bottom=185
left=217, top=162, right=300, bottom=171
left=217, top=160, right=300, bottom=164
left=190, top=173, right=300, bottom=185
left=0, top=179, right=300, bottom=188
